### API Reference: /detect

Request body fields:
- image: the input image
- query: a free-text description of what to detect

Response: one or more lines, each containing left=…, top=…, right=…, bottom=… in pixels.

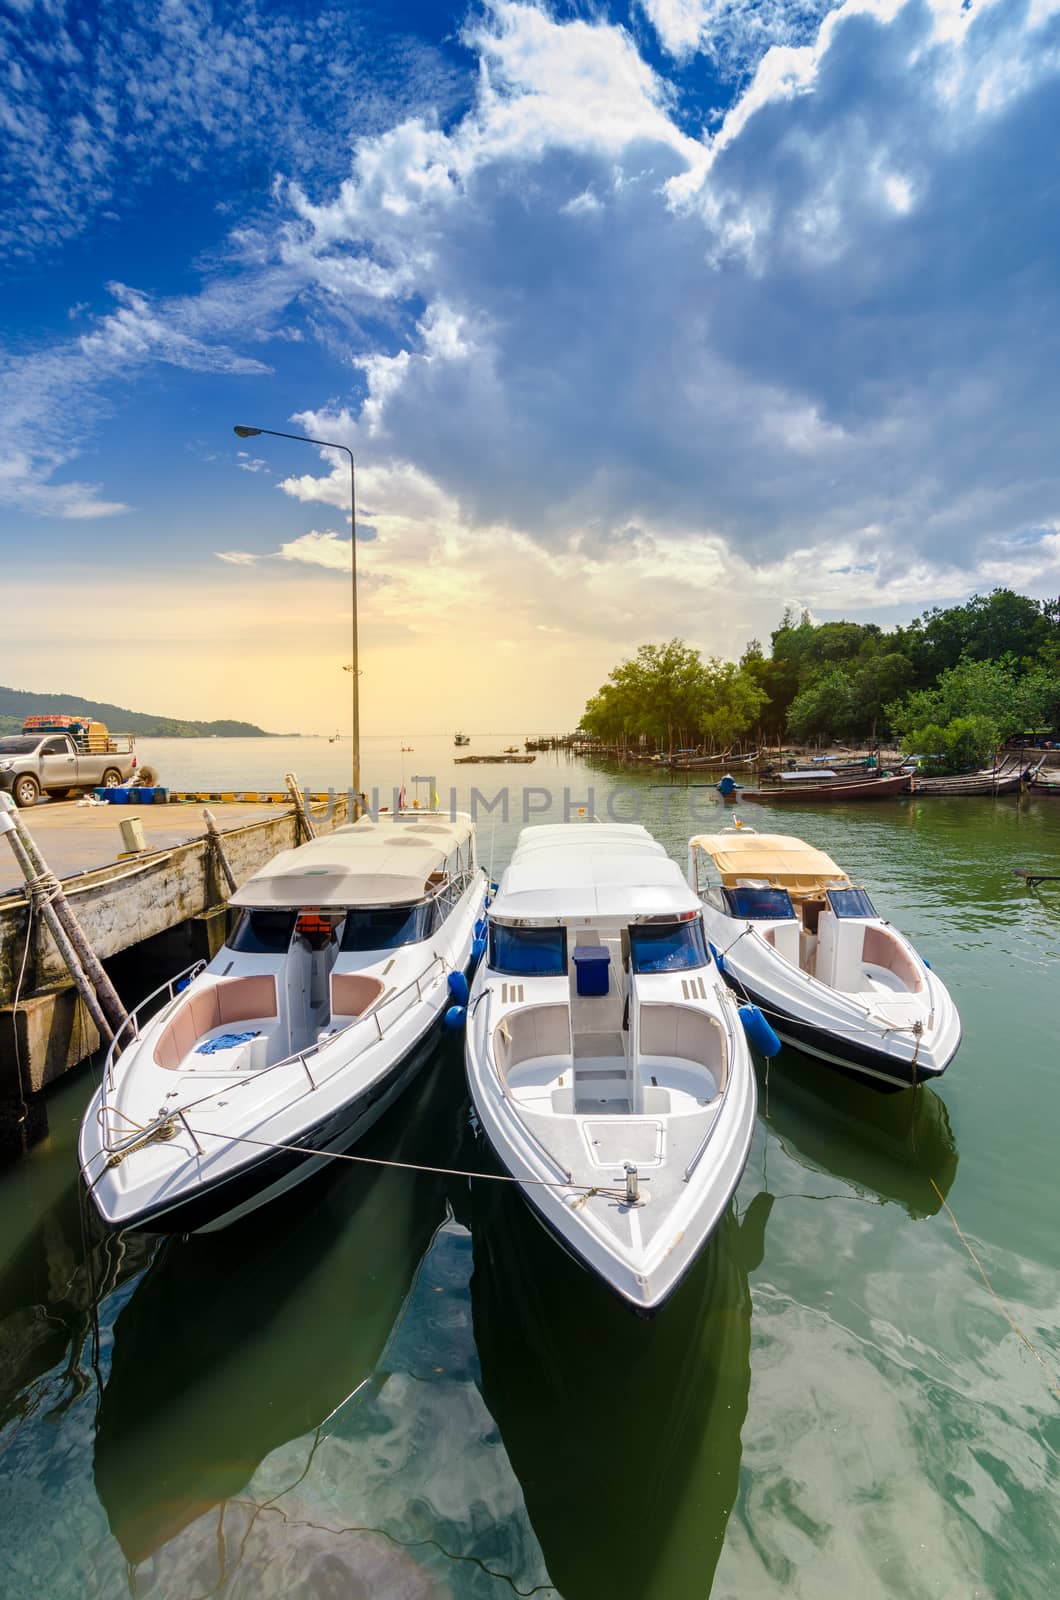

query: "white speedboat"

left=690, top=830, right=961, bottom=1090
left=80, top=813, right=487, bottom=1232
left=464, top=824, right=757, bottom=1313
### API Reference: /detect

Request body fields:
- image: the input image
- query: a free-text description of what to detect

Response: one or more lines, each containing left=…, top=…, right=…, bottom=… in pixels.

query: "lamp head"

left=233, top=425, right=262, bottom=438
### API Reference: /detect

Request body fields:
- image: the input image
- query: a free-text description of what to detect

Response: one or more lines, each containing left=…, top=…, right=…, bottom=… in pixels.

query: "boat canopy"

left=491, top=824, right=701, bottom=922
left=231, top=813, right=474, bottom=910
left=690, top=832, right=849, bottom=898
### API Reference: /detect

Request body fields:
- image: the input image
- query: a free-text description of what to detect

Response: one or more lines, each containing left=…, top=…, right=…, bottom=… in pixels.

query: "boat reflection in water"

left=0, top=1181, right=154, bottom=1434
left=93, top=1052, right=463, bottom=1570
left=469, top=1176, right=774, bottom=1599
left=755, top=1052, right=959, bottom=1218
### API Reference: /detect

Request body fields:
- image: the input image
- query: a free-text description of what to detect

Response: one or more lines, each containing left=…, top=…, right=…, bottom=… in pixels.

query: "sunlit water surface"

left=1, top=738, right=1058, bottom=1598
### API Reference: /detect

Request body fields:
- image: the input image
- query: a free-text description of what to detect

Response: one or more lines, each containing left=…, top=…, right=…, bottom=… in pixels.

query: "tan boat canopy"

left=230, top=812, right=475, bottom=910
left=690, top=832, right=850, bottom=898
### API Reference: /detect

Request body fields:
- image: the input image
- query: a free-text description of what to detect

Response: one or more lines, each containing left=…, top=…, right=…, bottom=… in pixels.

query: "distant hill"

left=0, top=684, right=273, bottom=738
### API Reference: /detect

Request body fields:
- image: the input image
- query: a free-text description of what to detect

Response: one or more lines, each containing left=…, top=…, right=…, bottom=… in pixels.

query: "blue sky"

left=2, top=0, right=1059, bottom=732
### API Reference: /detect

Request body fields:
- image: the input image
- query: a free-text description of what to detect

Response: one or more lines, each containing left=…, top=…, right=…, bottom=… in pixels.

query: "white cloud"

left=640, top=0, right=841, bottom=71
left=7, top=0, right=1060, bottom=635
left=214, top=550, right=258, bottom=565
left=278, top=530, right=354, bottom=571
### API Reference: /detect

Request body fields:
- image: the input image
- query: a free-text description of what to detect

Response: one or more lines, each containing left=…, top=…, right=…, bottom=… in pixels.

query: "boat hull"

left=110, top=1018, right=442, bottom=1234
left=724, top=973, right=958, bottom=1091
left=465, top=996, right=757, bottom=1315
left=511, top=1109, right=754, bottom=1317
left=741, top=774, right=912, bottom=803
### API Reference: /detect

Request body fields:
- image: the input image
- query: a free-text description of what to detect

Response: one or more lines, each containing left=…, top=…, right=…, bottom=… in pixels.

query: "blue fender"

left=471, top=937, right=487, bottom=965
left=448, top=971, right=470, bottom=1007
left=739, top=1003, right=781, bottom=1058
left=708, top=941, right=727, bottom=976
left=443, top=1005, right=467, bottom=1032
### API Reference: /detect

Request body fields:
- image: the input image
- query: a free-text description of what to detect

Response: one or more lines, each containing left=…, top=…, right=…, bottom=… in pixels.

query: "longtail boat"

left=739, top=772, right=912, bottom=803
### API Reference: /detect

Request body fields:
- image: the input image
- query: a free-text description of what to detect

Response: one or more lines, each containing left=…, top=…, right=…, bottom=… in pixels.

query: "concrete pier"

left=0, top=795, right=349, bottom=1107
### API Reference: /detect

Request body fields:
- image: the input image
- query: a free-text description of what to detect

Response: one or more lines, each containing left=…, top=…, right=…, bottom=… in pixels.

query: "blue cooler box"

left=572, top=945, right=610, bottom=997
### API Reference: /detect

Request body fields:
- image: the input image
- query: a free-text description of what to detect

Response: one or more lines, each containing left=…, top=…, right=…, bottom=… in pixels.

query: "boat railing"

left=104, top=959, right=207, bottom=1092
left=96, top=949, right=452, bottom=1158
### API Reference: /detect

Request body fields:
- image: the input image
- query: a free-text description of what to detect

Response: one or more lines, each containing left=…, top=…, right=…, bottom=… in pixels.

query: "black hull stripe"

left=729, top=977, right=957, bottom=1091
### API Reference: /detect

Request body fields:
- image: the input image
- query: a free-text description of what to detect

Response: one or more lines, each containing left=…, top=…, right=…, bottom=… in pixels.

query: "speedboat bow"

left=464, top=824, right=757, bottom=1313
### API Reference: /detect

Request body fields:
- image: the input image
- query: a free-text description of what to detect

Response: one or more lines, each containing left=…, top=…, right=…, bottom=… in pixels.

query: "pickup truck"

left=0, top=732, right=137, bottom=807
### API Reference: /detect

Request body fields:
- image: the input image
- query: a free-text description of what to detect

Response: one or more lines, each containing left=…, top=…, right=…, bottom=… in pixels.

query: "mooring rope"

left=929, top=1178, right=1060, bottom=1400
left=85, top=1104, right=632, bottom=1203
left=24, top=868, right=62, bottom=911
left=178, top=1124, right=632, bottom=1200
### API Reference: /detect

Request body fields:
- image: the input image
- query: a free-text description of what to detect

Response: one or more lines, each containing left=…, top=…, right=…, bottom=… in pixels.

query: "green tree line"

left=579, top=590, right=1060, bottom=771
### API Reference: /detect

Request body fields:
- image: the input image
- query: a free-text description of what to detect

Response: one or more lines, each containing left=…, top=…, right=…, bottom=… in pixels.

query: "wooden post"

left=0, top=796, right=127, bottom=1036
left=284, top=772, right=316, bottom=842
left=202, top=808, right=238, bottom=895
left=0, top=803, right=115, bottom=1048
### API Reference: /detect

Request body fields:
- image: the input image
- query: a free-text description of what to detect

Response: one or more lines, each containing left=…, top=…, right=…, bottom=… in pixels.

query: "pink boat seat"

left=330, top=972, right=387, bottom=1018
left=154, top=976, right=278, bottom=1069
left=861, top=927, right=923, bottom=993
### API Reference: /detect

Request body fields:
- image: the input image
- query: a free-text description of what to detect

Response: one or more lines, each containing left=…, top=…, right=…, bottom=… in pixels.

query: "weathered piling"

left=202, top=807, right=238, bottom=895
left=0, top=799, right=116, bottom=1052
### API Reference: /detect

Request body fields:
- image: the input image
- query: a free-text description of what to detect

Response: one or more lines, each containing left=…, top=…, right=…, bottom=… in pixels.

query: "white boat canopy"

left=230, top=812, right=474, bottom=910
left=690, top=832, right=850, bottom=897
left=491, top=824, right=701, bottom=923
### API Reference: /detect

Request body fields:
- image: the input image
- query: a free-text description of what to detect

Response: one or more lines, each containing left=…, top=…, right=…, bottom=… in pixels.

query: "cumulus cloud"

left=640, top=0, right=841, bottom=70
left=7, top=0, right=1060, bottom=621
left=268, top=0, right=1060, bottom=586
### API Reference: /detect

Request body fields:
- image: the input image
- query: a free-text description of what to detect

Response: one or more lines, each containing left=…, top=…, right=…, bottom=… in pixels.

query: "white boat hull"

left=80, top=874, right=486, bottom=1233
left=465, top=975, right=757, bottom=1313
left=701, top=907, right=960, bottom=1090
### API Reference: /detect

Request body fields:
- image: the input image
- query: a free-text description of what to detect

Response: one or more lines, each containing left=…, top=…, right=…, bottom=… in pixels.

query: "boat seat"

left=551, top=1086, right=576, bottom=1113
left=861, top=927, right=922, bottom=993
left=154, top=977, right=278, bottom=1069
left=330, top=972, right=387, bottom=1019
left=640, top=1086, right=672, bottom=1114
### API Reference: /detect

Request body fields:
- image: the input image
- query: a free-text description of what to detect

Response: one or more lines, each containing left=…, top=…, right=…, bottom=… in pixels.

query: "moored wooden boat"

left=740, top=772, right=911, bottom=803
left=910, top=769, right=1027, bottom=795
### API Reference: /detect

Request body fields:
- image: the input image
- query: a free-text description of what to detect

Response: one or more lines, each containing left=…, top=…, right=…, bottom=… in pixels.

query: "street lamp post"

left=233, top=425, right=360, bottom=805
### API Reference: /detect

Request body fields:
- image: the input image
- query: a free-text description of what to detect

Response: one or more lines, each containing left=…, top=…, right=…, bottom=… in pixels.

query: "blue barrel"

left=739, top=1004, right=781, bottom=1057
left=717, top=773, right=737, bottom=796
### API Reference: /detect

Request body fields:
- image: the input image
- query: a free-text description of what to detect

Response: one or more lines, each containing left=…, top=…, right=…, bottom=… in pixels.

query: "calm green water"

left=1, top=745, right=1058, bottom=1598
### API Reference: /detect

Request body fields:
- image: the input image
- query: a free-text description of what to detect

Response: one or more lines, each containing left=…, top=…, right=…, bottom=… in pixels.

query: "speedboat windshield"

left=826, top=886, right=878, bottom=919
left=722, top=885, right=797, bottom=920
left=489, top=924, right=568, bottom=976
left=228, top=909, right=298, bottom=953
left=629, top=920, right=709, bottom=973
left=340, top=903, right=438, bottom=950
